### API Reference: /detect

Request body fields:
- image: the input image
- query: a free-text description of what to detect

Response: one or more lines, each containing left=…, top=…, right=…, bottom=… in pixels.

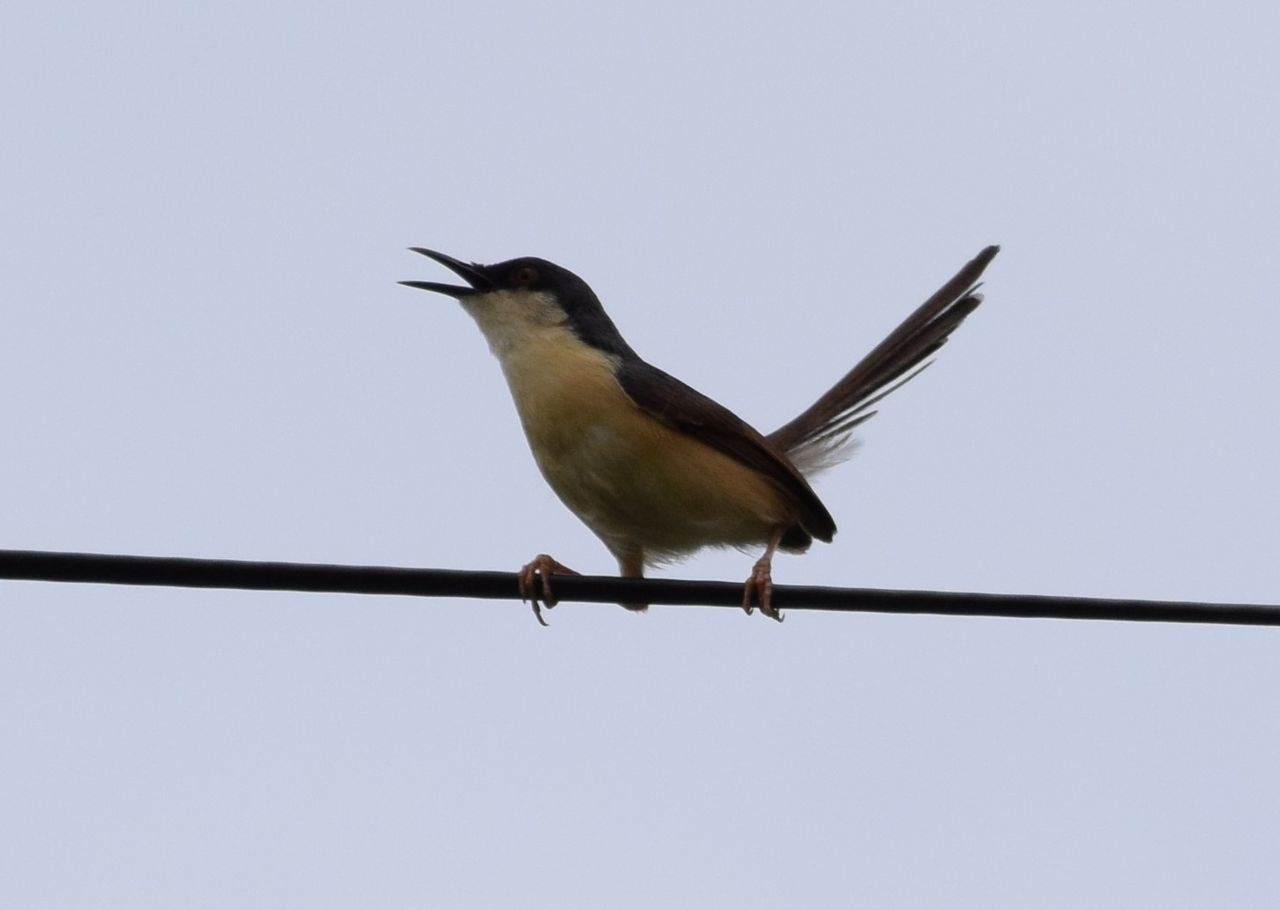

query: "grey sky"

left=3, top=1, right=1278, bottom=907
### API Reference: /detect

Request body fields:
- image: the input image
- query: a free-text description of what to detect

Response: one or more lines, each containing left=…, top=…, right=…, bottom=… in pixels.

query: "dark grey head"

left=401, top=248, right=636, bottom=358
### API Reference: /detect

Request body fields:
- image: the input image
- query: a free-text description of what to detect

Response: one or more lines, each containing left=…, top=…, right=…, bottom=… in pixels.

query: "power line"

left=1, top=548, right=1276, bottom=626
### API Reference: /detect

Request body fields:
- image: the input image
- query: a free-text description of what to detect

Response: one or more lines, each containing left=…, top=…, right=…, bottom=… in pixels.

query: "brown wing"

left=615, top=359, right=836, bottom=543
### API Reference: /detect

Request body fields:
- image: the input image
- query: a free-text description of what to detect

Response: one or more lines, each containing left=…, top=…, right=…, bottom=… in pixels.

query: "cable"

left=2, top=548, right=1276, bottom=626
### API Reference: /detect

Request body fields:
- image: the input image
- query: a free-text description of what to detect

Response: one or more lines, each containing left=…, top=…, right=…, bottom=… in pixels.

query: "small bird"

left=402, top=244, right=999, bottom=624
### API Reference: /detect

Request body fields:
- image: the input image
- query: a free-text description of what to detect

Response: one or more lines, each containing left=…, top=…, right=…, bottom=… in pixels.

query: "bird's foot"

left=615, top=552, right=648, bottom=613
left=741, top=557, right=784, bottom=623
left=518, top=554, right=578, bottom=626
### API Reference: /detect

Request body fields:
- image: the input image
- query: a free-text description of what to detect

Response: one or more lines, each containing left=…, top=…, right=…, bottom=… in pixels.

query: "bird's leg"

left=742, top=526, right=786, bottom=622
left=518, top=554, right=578, bottom=626
left=616, top=549, right=648, bottom=613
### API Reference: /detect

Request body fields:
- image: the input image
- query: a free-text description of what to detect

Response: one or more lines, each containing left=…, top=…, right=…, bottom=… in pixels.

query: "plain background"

left=3, top=2, right=1278, bottom=907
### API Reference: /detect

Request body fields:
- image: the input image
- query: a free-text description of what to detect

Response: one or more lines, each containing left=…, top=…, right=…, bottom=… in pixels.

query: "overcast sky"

left=3, top=2, right=1279, bottom=907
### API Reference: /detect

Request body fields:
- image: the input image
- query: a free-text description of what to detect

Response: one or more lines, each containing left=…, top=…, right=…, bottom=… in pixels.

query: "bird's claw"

left=518, top=554, right=578, bottom=626
left=741, top=560, right=784, bottom=623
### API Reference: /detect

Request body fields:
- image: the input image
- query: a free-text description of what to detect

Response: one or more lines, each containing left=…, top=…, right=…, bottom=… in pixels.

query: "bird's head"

left=401, top=248, right=633, bottom=358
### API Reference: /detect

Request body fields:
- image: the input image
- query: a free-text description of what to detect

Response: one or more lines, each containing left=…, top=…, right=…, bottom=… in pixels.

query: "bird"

left=402, top=244, right=999, bottom=625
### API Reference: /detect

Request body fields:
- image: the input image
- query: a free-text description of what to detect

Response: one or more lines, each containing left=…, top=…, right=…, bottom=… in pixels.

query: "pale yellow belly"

left=500, top=340, right=789, bottom=563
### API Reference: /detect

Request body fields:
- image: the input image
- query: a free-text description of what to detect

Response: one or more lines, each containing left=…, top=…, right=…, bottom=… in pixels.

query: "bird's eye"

left=512, top=266, right=539, bottom=286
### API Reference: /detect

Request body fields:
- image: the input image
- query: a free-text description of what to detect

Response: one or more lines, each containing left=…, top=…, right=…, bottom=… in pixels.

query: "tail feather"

left=770, top=245, right=999, bottom=476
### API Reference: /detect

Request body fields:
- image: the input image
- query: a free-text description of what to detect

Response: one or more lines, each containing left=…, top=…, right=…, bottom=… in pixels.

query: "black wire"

left=1, top=548, right=1276, bottom=626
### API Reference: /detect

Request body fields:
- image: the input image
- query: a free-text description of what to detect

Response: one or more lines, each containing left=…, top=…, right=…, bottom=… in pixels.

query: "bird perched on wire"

left=402, top=244, right=999, bottom=624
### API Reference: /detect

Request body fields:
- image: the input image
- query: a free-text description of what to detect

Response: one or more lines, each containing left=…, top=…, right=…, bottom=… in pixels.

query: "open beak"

left=399, top=248, right=496, bottom=297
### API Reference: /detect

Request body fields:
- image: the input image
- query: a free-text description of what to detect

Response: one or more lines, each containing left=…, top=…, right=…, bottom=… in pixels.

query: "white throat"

left=460, top=289, right=575, bottom=360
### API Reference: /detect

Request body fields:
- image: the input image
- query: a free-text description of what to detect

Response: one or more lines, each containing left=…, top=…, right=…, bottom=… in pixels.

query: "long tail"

left=770, top=245, right=1000, bottom=476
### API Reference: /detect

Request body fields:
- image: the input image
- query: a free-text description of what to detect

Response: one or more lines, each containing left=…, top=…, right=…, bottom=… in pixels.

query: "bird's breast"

left=488, top=325, right=790, bottom=558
